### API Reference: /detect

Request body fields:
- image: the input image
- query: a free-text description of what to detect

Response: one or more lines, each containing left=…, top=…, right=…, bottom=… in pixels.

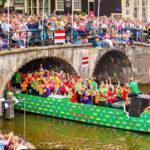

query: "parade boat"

left=14, top=93, right=150, bottom=133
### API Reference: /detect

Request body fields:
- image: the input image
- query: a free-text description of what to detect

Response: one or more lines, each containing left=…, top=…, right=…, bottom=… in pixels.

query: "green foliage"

left=0, top=0, right=7, bottom=11
left=2, top=0, right=7, bottom=4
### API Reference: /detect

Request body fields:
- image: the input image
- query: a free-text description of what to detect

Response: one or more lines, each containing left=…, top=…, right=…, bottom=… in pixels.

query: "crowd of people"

left=0, top=12, right=149, bottom=50
left=6, top=65, right=140, bottom=108
left=0, top=131, right=35, bottom=150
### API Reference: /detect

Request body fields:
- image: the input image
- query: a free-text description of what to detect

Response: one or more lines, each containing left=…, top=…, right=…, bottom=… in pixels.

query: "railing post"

left=8, top=32, right=11, bottom=50
left=26, top=30, right=28, bottom=48
left=0, top=98, right=3, bottom=117
left=5, top=92, right=14, bottom=119
left=41, top=29, right=44, bottom=46
left=53, top=30, right=55, bottom=45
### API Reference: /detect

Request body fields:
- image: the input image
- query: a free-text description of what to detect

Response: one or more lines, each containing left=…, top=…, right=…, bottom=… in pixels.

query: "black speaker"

left=129, top=96, right=141, bottom=117
left=129, top=95, right=150, bottom=117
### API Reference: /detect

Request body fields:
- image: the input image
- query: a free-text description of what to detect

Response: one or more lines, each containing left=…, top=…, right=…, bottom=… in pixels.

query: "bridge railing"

left=0, top=28, right=149, bottom=50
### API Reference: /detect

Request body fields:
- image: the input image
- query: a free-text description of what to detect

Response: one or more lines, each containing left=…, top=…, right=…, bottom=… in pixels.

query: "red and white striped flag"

left=54, top=30, right=66, bottom=44
left=82, top=56, right=89, bottom=68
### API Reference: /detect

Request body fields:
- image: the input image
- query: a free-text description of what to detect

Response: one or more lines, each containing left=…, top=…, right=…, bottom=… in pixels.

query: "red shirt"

left=107, top=90, right=117, bottom=103
left=71, top=93, right=77, bottom=103
left=121, top=87, right=128, bottom=100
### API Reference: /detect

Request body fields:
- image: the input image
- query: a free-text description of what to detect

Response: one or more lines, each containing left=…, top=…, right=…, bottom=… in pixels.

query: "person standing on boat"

left=128, top=78, right=140, bottom=97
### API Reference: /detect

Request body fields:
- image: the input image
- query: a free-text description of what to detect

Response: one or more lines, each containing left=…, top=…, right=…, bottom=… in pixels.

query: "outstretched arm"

left=0, top=132, right=13, bottom=146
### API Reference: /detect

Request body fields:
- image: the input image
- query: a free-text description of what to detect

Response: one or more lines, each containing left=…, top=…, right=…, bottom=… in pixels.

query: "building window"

left=133, top=0, right=139, bottom=19
left=56, top=0, right=64, bottom=11
left=39, top=0, right=49, bottom=14
left=126, top=0, right=129, bottom=7
left=15, top=0, right=24, bottom=3
left=74, top=0, right=81, bottom=11
left=142, top=0, right=147, bottom=21
left=28, top=0, right=37, bottom=15
left=125, top=0, right=130, bottom=15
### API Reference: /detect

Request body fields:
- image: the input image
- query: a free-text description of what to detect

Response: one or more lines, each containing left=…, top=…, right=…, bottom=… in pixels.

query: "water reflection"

left=0, top=112, right=149, bottom=149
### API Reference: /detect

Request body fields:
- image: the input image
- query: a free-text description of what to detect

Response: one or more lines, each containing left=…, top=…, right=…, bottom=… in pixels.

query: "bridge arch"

left=3, top=56, right=77, bottom=94
left=7, top=56, right=77, bottom=82
left=18, top=57, right=77, bottom=75
left=93, top=50, right=132, bottom=83
left=0, top=45, right=94, bottom=94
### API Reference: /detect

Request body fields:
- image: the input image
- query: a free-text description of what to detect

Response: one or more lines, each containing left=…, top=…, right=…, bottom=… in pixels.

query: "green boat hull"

left=14, top=94, right=150, bottom=132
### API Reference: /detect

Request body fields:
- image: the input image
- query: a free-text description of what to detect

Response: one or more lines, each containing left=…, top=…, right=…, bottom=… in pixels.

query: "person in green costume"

left=128, top=77, right=140, bottom=97
left=91, top=77, right=98, bottom=91
left=12, top=72, right=21, bottom=89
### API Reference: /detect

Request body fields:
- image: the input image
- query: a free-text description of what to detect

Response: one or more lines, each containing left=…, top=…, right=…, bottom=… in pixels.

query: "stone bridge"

left=0, top=43, right=150, bottom=93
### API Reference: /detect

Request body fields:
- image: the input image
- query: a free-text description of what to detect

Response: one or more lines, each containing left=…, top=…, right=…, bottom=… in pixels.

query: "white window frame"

left=142, top=0, right=148, bottom=21
left=56, top=0, right=64, bottom=11
left=133, top=0, right=139, bottom=19
left=74, top=0, right=82, bottom=11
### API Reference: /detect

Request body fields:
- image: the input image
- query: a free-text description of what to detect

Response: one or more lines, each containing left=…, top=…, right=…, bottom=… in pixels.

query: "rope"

left=23, top=99, right=26, bottom=141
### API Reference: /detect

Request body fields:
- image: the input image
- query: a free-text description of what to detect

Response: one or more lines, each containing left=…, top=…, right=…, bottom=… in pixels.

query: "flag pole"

left=71, top=0, right=74, bottom=42
left=7, top=0, right=10, bottom=49
left=42, top=0, right=45, bottom=42
left=97, top=0, right=101, bottom=30
left=31, top=0, right=33, bottom=15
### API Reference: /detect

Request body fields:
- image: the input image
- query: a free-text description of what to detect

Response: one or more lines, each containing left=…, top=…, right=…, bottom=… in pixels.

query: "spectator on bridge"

left=12, top=29, right=25, bottom=48
left=0, top=13, right=149, bottom=49
left=0, top=36, right=8, bottom=50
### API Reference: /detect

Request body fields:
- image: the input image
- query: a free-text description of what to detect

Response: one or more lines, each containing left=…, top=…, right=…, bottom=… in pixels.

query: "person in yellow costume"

left=54, top=75, right=61, bottom=94
left=21, top=80, right=28, bottom=94
left=38, top=64, right=44, bottom=75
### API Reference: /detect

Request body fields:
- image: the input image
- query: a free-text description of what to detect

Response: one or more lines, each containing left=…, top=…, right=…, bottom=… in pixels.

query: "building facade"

left=121, top=0, right=150, bottom=21
left=14, top=0, right=24, bottom=13
left=94, top=0, right=121, bottom=17
left=24, top=0, right=94, bottom=15
left=4, top=0, right=24, bottom=13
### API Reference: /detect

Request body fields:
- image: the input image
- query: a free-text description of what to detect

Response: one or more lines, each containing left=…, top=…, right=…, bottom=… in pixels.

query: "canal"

left=0, top=85, right=149, bottom=149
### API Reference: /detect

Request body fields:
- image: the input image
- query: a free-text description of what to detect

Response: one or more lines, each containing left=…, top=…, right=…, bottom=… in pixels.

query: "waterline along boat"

left=14, top=94, right=150, bottom=133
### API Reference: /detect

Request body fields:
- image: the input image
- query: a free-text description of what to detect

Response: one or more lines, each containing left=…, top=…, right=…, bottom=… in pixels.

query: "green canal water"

left=0, top=113, right=150, bottom=150
left=0, top=84, right=150, bottom=149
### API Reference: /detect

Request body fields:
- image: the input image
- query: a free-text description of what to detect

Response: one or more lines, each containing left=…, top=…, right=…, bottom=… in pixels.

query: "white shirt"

left=1, top=22, right=12, bottom=32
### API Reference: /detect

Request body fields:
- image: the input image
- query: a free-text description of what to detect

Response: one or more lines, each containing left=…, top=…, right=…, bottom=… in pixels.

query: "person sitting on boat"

left=120, top=83, right=130, bottom=105
left=80, top=91, right=91, bottom=105
left=43, top=85, right=50, bottom=97
left=128, top=78, right=140, bottom=97
left=21, top=80, right=28, bottom=94
left=96, top=81, right=108, bottom=106
left=70, top=88, right=77, bottom=103
left=91, top=77, right=98, bottom=91
left=35, top=80, right=44, bottom=96
left=49, top=78, right=56, bottom=95
left=60, top=82, right=68, bottom=96
left=30, top=78, right=39, bottom=96
left=115, top=81, right=122, bottom=100
left=94, top=90, right=103, bottom=105
left=54, top=74, right=61, bottom=94
left=106, top=86, right=118, bottom=104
